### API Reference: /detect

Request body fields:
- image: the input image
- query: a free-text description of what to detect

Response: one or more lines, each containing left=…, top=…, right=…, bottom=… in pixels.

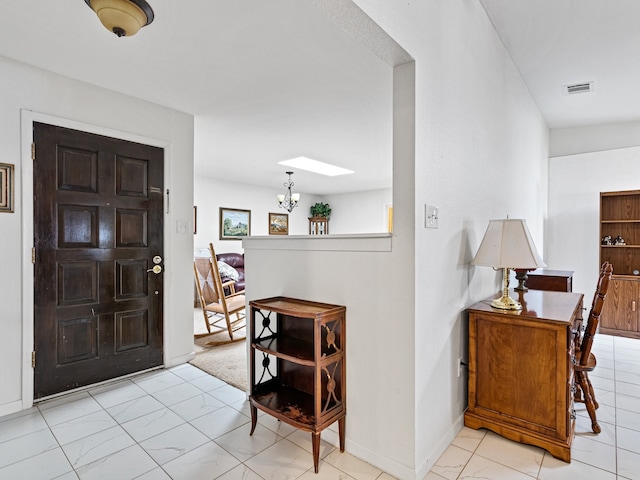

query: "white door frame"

left=20, top=110, right=171, bottom=407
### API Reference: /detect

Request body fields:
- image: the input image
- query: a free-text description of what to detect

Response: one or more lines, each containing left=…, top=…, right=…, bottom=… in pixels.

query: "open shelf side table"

left=248, top=296, right=346, bottom=473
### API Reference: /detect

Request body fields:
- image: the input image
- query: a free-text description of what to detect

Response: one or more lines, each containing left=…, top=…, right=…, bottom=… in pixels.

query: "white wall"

left=243, top=58, right=417, bottom=477
left=0, top=56, right=195, bottom=416
left=324, top=188, right=392, bottom=234
left=0, top=1, right=554, bottom=477
left=352, top=1, right=549, bottom=476
left=193, top=176, right=321, bottom=256
left=193, top=175, right=392, bottom=257
left=243, top=0, right=550, bottom=475
left=550, top=120, right=640, bottom=157
left=548, top=145, right=640, bottom=296
left=548, top=123, right=640, bottom=295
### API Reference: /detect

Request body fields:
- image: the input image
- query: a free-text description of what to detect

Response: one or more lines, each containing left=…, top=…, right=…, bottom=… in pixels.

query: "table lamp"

left=472, top=219, right=546, bottom=310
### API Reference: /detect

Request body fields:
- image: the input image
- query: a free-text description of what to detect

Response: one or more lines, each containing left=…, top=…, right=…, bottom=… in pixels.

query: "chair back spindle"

left=579, top=262, right=613, bottom=366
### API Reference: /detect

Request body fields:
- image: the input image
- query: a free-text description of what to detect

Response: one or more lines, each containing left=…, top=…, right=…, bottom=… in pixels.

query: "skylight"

left=278, top=157, right=354, bottom=176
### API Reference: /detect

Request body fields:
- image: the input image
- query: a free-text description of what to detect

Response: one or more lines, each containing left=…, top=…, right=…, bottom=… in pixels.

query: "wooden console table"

left=464, top=289, right=583, bottom=462
left=248, top=297, right=346, bottom=473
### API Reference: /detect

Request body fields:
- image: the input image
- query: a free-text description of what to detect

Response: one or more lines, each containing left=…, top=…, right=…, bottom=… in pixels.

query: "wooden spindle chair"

left=573, top=261, right=613, bottom=433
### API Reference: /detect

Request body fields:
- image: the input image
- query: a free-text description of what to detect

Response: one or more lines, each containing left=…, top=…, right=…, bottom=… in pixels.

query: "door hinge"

left=32, top=351, right=36, bottom=368
left=32, top=247, right=36, bottom=264
left=31, top=143, right=35, bottom=161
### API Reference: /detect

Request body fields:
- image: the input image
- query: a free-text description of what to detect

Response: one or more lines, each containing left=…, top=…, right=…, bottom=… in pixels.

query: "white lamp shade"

left=472, top=219, right=546, bottom=269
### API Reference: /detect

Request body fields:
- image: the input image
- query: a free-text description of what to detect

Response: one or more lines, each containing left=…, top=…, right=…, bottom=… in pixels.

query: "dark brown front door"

left=33, top=123, right=164, bottom=399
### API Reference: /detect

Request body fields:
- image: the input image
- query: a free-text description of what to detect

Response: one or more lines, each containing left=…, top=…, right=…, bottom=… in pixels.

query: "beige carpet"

left=189, top=309, right=248, bottom=391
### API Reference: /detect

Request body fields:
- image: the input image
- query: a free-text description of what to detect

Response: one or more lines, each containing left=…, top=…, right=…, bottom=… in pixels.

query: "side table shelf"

left=249, top=296, right=346, bottom=473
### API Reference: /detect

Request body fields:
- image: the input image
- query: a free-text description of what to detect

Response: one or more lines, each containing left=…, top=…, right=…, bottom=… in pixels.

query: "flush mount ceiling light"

left=278, top=157, right=354, bottom=177
left=85, top=0, right=154, bottom=37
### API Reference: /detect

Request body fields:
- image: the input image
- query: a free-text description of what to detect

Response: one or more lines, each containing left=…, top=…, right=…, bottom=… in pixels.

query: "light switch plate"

left=176, top=220, right=189, bottom=234
left=425, top=204, right=439, bottom=229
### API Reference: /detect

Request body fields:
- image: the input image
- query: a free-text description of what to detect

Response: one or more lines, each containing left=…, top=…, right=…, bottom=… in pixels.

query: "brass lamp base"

left=491, top=267, right=523, bottom=310
left=491, top=293, right=522, bottom=310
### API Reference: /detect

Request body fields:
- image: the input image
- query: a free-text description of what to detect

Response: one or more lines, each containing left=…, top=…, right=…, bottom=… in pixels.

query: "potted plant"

left=310, top=202, right=331, bottom=218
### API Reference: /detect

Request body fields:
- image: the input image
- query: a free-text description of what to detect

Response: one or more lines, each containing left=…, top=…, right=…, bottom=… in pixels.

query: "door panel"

left=601, top=278, right=639, bottom=334
left=33, top=122, right=164, bottom=399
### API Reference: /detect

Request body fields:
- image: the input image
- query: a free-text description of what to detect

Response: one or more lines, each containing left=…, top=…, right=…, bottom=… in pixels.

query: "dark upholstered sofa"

left=215, top=252, right=245, bottom=293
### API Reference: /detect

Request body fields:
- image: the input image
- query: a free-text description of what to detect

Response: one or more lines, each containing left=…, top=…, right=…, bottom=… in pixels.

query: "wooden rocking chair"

left=193, top=243, right=246, bottom=345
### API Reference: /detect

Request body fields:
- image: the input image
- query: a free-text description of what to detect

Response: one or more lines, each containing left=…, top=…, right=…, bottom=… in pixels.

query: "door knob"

left=147, top=265, right=162, bottom=274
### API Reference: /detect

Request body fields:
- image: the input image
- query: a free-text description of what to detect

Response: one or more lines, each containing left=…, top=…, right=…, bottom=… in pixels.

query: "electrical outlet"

left=457, top=357, right=464, bottom=377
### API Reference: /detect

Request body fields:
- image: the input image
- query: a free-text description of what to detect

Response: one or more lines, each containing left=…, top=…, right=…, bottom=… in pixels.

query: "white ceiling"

left=1, top=1, right=638, bottom=193
left=480, top=0, right=640, bottom=129
left=0, top=0, right=395, bottom=195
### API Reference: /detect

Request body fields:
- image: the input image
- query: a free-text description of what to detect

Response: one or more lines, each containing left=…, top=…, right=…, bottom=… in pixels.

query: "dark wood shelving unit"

left=248, top=296, right=346, bottom=473
left=600, top=190, right=640, bottom=338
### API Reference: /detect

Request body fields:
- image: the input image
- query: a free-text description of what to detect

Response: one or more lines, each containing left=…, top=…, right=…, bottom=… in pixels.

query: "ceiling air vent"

left=565, top=82, right=594, bottom=95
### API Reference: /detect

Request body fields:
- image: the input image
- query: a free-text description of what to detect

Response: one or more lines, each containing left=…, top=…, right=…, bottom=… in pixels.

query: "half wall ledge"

left=242, top=233, right=392, bottom=253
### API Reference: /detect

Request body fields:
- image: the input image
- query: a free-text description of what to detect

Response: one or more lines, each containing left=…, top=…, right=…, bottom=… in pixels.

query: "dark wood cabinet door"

left=33, top=123, right=164, bottom=399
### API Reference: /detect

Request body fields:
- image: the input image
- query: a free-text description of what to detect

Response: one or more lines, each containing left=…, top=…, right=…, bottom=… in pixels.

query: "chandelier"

left=277, top=171, right=300, bottom=212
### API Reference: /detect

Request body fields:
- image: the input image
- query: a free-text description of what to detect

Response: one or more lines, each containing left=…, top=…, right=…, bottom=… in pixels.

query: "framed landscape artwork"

left=269, top=212, right=288, bottom=235
left=220, top=207, right=251, bottom=240
left=0, top=163, right=14, bottom=213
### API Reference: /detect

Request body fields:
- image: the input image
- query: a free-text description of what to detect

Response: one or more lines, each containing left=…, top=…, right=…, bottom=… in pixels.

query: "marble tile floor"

left=0, top=362, right=392, bottom=480
left=427, top=334, right=640, bottom=480
left=0, top=333, right=638, bottom=479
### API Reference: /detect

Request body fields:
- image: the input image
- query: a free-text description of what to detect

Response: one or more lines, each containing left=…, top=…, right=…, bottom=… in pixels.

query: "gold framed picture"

left=0, top=163, right=14, bottom=213
left=269, top=212, right=288, bottom=235
left=220, top=207, right=251, bottom=240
